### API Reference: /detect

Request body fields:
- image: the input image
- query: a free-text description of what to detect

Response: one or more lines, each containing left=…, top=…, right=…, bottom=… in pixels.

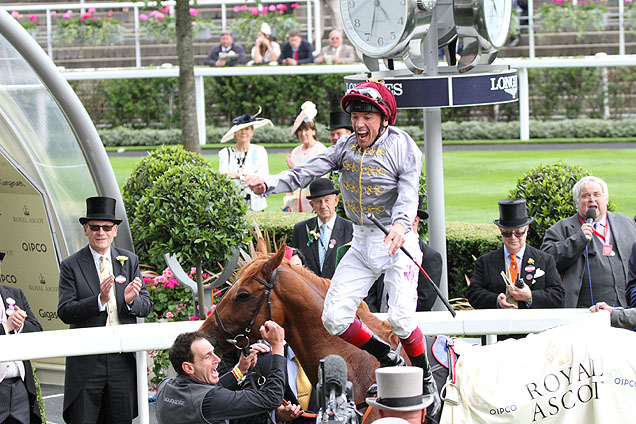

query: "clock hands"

left=370, top=0, right=378, bottom=39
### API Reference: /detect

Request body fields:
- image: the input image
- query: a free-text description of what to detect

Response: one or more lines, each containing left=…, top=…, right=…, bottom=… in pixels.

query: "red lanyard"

left=578, top=214, right=609, bottom=242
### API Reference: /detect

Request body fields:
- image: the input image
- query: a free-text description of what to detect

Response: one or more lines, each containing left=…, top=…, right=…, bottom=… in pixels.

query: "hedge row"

left=246, top=211, right=500, bottom=301
left=98, top=119, right=636, bottom=147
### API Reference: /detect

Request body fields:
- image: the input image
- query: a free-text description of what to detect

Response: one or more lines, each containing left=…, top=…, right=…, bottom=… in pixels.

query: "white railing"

left=5, top=0, right=322, bottom=68
left=0, top=309, right=610, bottom=424
left=59, top=54, right=636, bottom=143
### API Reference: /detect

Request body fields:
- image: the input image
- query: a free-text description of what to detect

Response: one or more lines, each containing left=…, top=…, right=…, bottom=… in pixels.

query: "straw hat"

left=366, top=367, right=434, bottom=412
left=221, top=108, right=273, bottom=143
left=290, top=101, right=317, bottom=135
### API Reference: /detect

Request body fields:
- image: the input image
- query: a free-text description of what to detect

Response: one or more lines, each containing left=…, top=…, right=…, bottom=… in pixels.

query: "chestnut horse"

left=199, top=245, right=399, bottom=407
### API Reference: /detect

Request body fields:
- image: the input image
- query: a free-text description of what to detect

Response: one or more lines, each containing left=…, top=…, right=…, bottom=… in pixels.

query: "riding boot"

left=360, top=335, right=406, bottom=367
left=409, top=352, right=441, bottom=418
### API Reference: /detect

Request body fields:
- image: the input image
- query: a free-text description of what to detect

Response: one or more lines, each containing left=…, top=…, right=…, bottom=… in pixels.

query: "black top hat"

left=327, top=111, right=353, bottom=132
left=306, top=178, right=339, bottom=199
left=417, top=195, right=429, bottom=220
left=493, top=198, right=533, bottom=228
left=0, top=251, right=5, bottom=265
left=79, top=197, right=122, bottom=225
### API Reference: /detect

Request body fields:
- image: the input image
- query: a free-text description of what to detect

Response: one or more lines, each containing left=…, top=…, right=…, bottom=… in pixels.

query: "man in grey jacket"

left=590, top=302, right=636, bottom=329
left=541, top=176, right=636, bottom=308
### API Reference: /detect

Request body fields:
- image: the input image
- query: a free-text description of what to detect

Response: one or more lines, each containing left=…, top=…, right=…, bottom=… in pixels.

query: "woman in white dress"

left=219, top=112, right=272, bottom=211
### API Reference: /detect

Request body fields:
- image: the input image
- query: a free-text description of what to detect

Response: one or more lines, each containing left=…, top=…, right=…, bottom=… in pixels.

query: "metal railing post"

left=195, top=74, right=206, bottom=146
left=528, top=0, right=535, bottom=59
left=519, top=66, right=530, bottom=141
left=46, top=7, right=53, bottom=59
left=134, top=5, right=141, bottom=68
left=619, top=0, right=625, bottom=55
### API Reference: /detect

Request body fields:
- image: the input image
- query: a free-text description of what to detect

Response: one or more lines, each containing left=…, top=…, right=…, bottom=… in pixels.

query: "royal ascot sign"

left=344, top=68, right=518, bottom=109
left=440, top=323, right=636, bottom=423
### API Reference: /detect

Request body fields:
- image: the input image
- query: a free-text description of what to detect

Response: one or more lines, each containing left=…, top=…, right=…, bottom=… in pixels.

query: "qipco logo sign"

left=21, top=242, right=47, bottom=253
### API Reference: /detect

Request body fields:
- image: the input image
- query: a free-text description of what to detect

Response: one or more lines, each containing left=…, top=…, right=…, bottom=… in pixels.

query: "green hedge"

left=98, top=119, right=636, bottom=147
left=247, top=211, right=501, bottom=301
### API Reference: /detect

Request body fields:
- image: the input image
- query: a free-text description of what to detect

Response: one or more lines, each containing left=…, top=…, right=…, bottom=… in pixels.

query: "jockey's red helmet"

left=341, top=81, right=397, bottom=126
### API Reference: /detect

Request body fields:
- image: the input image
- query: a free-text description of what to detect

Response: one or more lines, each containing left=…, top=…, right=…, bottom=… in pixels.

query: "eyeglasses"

left=88, top=224, right=115, bottom=232
left=500, top=229, right=527, bottom=238
left=345, top=87, right=390, bottom=113
left=580, top=191, right=605, bottom=200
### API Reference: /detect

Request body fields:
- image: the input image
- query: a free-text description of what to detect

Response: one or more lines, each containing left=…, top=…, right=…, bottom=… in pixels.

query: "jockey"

left=245, top=80, right=440, bottom=416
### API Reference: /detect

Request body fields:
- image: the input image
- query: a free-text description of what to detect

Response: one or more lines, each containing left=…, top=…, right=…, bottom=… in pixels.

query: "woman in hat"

left=250, top=22, right=280, bottom=65
left=219, top=111, right=273, bottom=211
left=283, top=101, right=327, bottom=212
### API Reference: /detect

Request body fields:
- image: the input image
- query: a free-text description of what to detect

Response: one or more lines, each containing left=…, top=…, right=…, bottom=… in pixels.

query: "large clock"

left=339, top=0, right=435, bottom=71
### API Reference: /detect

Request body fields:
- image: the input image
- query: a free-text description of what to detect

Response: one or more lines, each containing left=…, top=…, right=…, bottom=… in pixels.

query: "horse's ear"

left=256, top=237, right=268, bottom=255
left=262, top=245, right=285, bottom=278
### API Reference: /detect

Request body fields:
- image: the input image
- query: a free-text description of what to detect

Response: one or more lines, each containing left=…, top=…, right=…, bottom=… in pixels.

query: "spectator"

left=366, top=367, right=433, bottom=424
left=365, top=196, right=443, bottom=312
left=590, top=302, right=636, bottom=330
left=327, top=111, right=353, bottom=145
left=155, top=322, right=287, bottom=424
left=541, top=176, right=636, bottom=308
left=291, top=178, right=353, bottom=279
left=468, top=198, right=564, bottom=310
left=314, top=30, right=356, bottom=64
left=279, top=29, right=313, bottom=65
left=203, top=32, right=247, bottom=67
left=250, top=23, right=280, bottom=66
left=283, top=101, right=327, bottom=212
left=57, top=196, right=153, bottom=423
left=627, top=242, right=636, bottom=307
left=219, top=111, right=272, bottom=211
left=0, top=251, right=43, bottom=424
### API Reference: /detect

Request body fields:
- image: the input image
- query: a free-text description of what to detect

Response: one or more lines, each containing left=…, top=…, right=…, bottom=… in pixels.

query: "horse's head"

left=200, top=245, right=288, bottom=354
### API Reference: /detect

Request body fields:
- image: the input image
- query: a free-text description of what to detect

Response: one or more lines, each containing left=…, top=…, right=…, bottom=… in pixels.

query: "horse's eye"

left=235, top=292, right=251, bottom=302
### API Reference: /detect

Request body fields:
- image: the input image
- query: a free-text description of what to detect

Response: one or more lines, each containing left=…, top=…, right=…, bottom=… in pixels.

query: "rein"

left=214, top=267, right=279, bottom=351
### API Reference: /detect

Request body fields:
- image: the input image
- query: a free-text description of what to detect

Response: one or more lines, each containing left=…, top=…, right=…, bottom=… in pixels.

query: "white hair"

left=572, top=176, right=609, bottom=204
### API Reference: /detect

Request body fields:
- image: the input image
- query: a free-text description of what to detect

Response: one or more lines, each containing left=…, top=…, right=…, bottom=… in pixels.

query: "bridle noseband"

left=214, top=267, right=279, bottom=352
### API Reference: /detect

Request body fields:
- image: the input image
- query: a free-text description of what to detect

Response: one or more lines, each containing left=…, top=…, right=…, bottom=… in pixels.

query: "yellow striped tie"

left=295, top=358, right=312, bottom=411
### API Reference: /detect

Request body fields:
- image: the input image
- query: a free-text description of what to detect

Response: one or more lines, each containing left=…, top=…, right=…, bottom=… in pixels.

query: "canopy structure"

left=0, top=8, right=132, bottom=333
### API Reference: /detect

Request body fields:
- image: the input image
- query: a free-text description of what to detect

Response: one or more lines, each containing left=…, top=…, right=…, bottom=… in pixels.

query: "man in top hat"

left=327, top=111, right=353, bottom=145
left=57, top=196, right=153, bottom=424
left=245, top=80, right=441, bottom=416
left=366, top=367, right=433, bottom=424
left=541, top=176, right=636, bottom=308
left=0, top=251, right=43, bottom=424
left=291, top=178, right=353, bottom=279
left=467, top=198, right=564, bottom=310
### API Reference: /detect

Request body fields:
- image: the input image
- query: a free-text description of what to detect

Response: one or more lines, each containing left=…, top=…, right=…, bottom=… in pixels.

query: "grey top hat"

left=306, top=178, right=339, bottom=200
left=79, top=196, right=122, bottom=225
left=327, top=111, right=353, bottom=132
left=366, top=367, right=434, bottom=412
left=493, top=198, right=533, bottom=228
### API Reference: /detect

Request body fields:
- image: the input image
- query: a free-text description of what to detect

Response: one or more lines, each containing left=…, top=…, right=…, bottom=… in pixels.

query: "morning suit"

left=291, top=215, right=353, bottom=279
left=365, top=240, right=443, bottom=312
left=0, top=285, right=42, bottom=424
left=627, top=242, right=636, bottom=308
left=278, top=39, right=314, bottom=64
left=58, top=246, right=152, bottom=423
left=467, top=245, right=565, bottom=309
left=541, top=212, right=636, bottom=308
left=203, top=42, right=247, bottom=66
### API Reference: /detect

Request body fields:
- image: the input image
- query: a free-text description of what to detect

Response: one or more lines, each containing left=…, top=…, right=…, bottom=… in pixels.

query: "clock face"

left=340, top=0, right=410, bottom=57
left=482, top=0, right=511, bottom=49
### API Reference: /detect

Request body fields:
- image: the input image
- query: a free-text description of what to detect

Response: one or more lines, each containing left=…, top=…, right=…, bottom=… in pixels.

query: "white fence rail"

left=0, top=309, right=610, bottom=424
left=60, top=55, right=636, bottom=143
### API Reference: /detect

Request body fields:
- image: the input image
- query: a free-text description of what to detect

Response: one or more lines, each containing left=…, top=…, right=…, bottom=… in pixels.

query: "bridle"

left=214, top=267, right=279, bottom=352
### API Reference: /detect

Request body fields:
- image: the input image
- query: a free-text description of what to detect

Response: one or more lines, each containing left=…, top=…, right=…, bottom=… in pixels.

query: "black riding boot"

left=360, top=335, right=406, bottom=367
left=409, top=352, right=442, bottom=417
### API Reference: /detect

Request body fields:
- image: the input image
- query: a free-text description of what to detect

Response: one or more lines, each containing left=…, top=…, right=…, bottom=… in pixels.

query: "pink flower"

left=234, top=6, right=241, bottom=12
left=149, top=10, right=160, bottom=17
left=240, top=5, right=249, bottom=11
left=291, top=3, right=300, bottom=8
left=88, top=7, right=96, bottom=13
left=269, top=5, right=276, bottom=11
left=143, top=276, right=153, bottom=283
left=260, top=8, right=268, bottom=14
left=139, top=13, right=148, bottom=21
left=277, top=4, right=288, bottom=10
left=579, top=0, right=586, bottom=4
left=62, top=12, right=71, bottom=19
left=166, top=312, right=174, bottom=318
left=189, top=316, right=201, bottom=321
left=163, top=269, right=173, bottom=278
left=190, top=267, right=197, bottom=275
left=11, top=11, right=20, bottom=18
left=93, top=18, right=97, bottom=22
left=108, top=10, right=114, bottom=16
left=161, top=6, right=170, bottom=13
left=250, top=8, right=259, bottom=16
left=50, top=11, right=57, bottom=16
left=107, top=17, right=111, bottom=20
left=189, top=8, right=199, bottom=17
left=155, top=275, right=166, bottom=284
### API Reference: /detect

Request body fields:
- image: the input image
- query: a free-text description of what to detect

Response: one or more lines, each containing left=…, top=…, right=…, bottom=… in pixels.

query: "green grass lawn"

left=109, top=148, right=636, bottom=223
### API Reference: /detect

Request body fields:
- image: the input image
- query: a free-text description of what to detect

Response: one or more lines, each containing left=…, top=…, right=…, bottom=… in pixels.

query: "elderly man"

left=0, top=252, right=43, bottom=424
left=366, top=367, right=433, bottom=424
left=156, top=321, right=286, bottom=424
left=541, top=176, right=636, bottom=308
left=58, top=196, right=153, bottom=423
left=245, top=80, right=440, bottom=415
left=291, top=178, right=353, bottom=279
left=327, top=111, right=353, bottom=145
left=279, top=29, right=313, bottom=65
left=314, top=30, right=356, bottom=64
left=468, top=198, right=564, bottom=310
left=203, top=32, right=246, bottom=67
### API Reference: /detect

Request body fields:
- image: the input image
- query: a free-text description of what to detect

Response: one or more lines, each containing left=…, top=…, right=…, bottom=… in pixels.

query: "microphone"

left=322, top=355, right=347, bottom=398
left=586, top=208, right=597, bottom=224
